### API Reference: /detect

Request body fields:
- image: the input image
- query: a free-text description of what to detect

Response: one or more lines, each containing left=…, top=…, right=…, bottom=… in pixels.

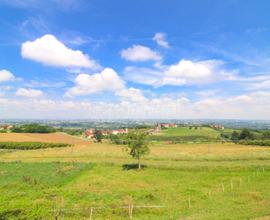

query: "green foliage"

left=11, top=124, right=56, bottom=133
left=108, top=134, right=128, bottom=145
left=231, top=131, right=240, bottom=142
left=61, top=128, right=84, bottom=136
left=148, top=135, right=218, bottom=143
left=94, top=130, right=103, bottom=143
left=126, top=131, right=150, bottom=169
left=262, top=130, right=270, bottom=139
left=239, top=128, right=254, bottom=140
left=0, top=142, right=71, bottom=150
left=238, top=140, right=270, bottom=146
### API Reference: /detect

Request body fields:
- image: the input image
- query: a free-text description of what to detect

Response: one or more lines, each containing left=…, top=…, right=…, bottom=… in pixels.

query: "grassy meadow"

left=0, top=132, right=270, bottom=219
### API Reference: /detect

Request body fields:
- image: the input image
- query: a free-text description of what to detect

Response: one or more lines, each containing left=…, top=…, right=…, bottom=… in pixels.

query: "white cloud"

left=21, top=34, right=99, bottom=69
left=0, top=70, right=15, bottom=83
left=66, top=68, right=125, bottom=96
left=124, top=59, right=234, bottom=87
left=16, top=88, right=43, bottom=98
left=2, top=91, right=270, bottom=119
left=116, top=88, right=147, bottom=103
left=121, top=45, right=161, bottom=62
left=153, top=32, right=169, bottom=48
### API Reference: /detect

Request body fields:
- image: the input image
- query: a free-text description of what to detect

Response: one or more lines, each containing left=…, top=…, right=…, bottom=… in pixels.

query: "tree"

left=239, top=128, right=254, bottom=140
left=93, top=130, right=103, bottom=143
left=126, top=131, right=150, bottom=169
left=262, top=131, right=270, bottom=139
left=231, top=131, right=240, bottom=142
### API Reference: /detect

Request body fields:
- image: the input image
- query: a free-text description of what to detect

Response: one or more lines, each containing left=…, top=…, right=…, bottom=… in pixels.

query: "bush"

left=0, top=142, right=71, bottom=150
left=238, top=140, right=270, bottom=146
left=11, top=124, right=56, bottom=133
left=147, top=135, right=218, bottom=143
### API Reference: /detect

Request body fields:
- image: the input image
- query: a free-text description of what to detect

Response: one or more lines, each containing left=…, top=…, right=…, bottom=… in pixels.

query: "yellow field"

left=1, top=133, right=270, bottom=168
left=0, top=132, right=90, bottom=144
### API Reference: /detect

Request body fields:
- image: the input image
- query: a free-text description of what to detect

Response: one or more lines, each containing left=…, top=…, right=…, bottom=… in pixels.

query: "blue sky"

left=0, top=0, right=270, bottom=119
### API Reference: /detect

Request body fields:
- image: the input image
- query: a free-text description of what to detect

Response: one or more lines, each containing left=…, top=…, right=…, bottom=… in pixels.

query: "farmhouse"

left=0, top=124, right=13, bottom=131
left=161, top=123, right=178, bottom=128
left=85, top=128, right=129, bottom=138
left=211, top=124, right=225, bottom=130
left=101, top=130, right=111, bottom=136
left=85, top=129, right=94, bottom=139
left=112, top=128, right=129, bottom=135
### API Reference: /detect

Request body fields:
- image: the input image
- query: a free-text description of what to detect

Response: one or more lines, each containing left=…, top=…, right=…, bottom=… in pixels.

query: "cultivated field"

left=0, top=132, right=90, bottom=145
left=1, top=133, right=270, bottom=219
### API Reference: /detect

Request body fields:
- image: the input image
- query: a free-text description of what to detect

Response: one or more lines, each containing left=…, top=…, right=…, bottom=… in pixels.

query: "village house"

left=85, top=129, right=94, bottom=139
left=161, top=123, right=178, bottom=128
left=0, top=124, right=13, bottom=131
left=101, top=130, right=111, bottom=136
left=85, top=128, right=129, bottom=139
left=210, top=124, right=225, bottom=130
left=112, top=128, right=129, bottom=135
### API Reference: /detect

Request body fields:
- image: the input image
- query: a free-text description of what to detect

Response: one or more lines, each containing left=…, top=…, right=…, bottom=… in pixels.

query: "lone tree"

left=126, top=131, right=150, bottom=169
left=94, top=130, right=103, bottom=143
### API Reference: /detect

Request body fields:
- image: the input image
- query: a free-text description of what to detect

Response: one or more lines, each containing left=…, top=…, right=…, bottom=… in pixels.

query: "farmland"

left=0, top=132, right=270, bottom=219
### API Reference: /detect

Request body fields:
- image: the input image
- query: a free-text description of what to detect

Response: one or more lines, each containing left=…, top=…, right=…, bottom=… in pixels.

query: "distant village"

left=0, top=122, right=225, bottom=139
left=85, top=123, right=180, bottom=138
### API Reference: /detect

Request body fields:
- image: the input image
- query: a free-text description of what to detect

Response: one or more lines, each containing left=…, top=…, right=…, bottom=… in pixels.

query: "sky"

left=0, top=0, right=270, bottom=119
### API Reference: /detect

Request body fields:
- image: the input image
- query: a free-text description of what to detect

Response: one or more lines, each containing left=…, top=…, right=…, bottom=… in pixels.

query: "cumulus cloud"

left=153, top=32, right=169, bottom=48
left=66, top=68, right=125, bottom=96
left=0, top=70, right=15, bottom=83
left=124, top=59, right=234, bottom=87
left=21, top=34, right=99, bottom=69
left=66, top=67, right=148, bottom=103
left=121, top=45, right=161, bottom=62
left=16, top=88, right=43, bottom=98
left=116, top=88, right=147, bottom=103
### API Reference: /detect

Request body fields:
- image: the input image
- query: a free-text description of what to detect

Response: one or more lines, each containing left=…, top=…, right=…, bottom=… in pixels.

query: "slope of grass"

left=0, top=162, right=270, bottom=219
left=0, top=134, right=270, bottom=219
left=161, top=127, right=220, bottom=138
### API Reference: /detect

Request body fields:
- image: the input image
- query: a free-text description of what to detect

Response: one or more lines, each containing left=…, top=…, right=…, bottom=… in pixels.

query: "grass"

left=149, top=127, right=221, bottom=143
left=160, top=127, right=220, bottom=138
left=0, top=133, right=270, bottom=219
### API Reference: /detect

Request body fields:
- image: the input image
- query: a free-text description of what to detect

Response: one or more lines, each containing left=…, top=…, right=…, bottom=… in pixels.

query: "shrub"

left=11, top=124, right=56, bottom=133
left=238, top=140, right=270, bottom=146
left=0, top=142, right=71, bottom=150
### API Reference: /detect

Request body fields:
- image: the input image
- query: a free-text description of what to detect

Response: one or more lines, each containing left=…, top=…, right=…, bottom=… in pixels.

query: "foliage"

left=61, top=128, right=84, bottom=136
left=148, top=135, right=218, bottom=143
left=231, top=131, right=240, bottom=142
left=239, top=128, right=254, bottom=140
left=125, top=131, right=150, bottom=169
left=11, top=124, right=56, bottom=133
left=108, top=134, right=128, bottom=145
left=94, top=130, right=103, bottom=143
left=238, top=140, right=270, bottom=146
left=262, top=130, right=270, bottom=139
left=0, top=142, right=71, bottom=150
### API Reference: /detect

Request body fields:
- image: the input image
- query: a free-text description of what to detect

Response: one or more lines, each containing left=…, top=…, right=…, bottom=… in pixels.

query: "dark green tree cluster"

left=11, top=124, right=56, bottom=133
left=230, top=128, right=254, bottom=142
left=93, top=130, right=103, bottom=143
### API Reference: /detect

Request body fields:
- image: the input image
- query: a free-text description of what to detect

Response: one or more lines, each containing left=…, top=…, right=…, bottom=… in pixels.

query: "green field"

left=1, top=133, right=270, bottom=219
left=161, top=127, right=220, bottom=138
left=150, top=127, right=221, bottom=143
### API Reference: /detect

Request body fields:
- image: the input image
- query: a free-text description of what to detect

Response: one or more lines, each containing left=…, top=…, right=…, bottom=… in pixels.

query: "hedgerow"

left=238, top=140, right=270, bottom=146
left=0, top=142, right=71, bottom=150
